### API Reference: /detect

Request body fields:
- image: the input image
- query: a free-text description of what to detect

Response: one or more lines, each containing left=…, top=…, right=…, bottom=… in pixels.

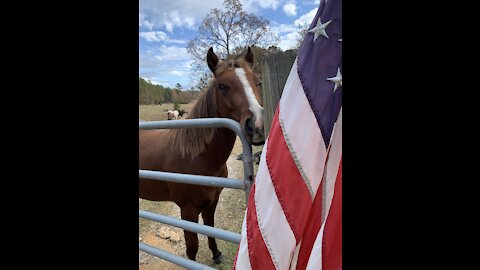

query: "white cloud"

left=163, top=10, right=185, bottom=32
left=139, top=31, right=187, bottom=43
left=170, top=70, right=185, bottom=76
left=295, top=7, right=318, bottom=26
left=140, top=46, right=192, bottom=76
left=270, top=23, right=299, bottom=51
left=139, top=48, right=158, bottom=69
left=270, top=23, right=297, bottom=35
left=140, top=31, right=167, bottom=42
left=182, top=59, right=195, bottom=69
left=139, top=12, right=154, bottom=30
left=146, top=78, right=173, bottom=87
left=279, top=31, right=300, bottom=51
left=302, top=0, right=320, bottom=4
left=139, top=0, right=223, bottom=32
left=140, top=0, right=295, bottom=32
left=269, top=6, right=320, bottom=51
left=262, top=0, right=281, bottom=9
left=283, top=3, right=297, bottom=17
left=139, top=76, right=164, bottom=86
left=139, top=44, right=197, bottom=89
left=154, top=45, right=190, bottom=62
left=242, top=0, right=282, bottom=13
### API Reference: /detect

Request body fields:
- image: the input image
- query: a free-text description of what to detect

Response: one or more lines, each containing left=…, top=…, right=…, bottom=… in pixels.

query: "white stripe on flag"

left=306, top=220, right=326, bottom=270
left=323, top=108, right=342, bottom=224
left=305, top=109, right=342, bottom=269
left=234, top=136, right=271, bottom=270
left=289, top=241, right=302, bottom=270
left=235, top=210, right=252, bottom=270
left=254, top=147, right=297, bottom=269
left=279, top=60, right=328, bottom=196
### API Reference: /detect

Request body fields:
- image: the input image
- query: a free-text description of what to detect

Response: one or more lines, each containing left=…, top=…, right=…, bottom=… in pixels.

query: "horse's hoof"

left=213, top=252, right=223, bottom=264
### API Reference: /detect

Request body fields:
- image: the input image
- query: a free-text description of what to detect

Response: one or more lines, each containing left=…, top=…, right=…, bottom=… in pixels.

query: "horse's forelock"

left=215, top=59, right=251, bottom=76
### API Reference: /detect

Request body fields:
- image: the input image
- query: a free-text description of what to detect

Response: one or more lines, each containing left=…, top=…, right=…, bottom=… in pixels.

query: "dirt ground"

left=139, top=104, right=262, bottom=269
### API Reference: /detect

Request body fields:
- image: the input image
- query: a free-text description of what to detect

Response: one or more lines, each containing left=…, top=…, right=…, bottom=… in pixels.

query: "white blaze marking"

left=235, top=68, right=263, bottom=128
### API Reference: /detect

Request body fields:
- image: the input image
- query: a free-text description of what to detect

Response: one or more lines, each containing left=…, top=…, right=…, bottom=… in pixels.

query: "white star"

left=308, top=17, right=332, bottom=43
left=327, top=68, right=342, bottom=92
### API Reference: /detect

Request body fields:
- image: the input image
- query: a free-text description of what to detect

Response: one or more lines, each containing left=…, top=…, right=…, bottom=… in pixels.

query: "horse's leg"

left=180, top=205, right=200, bottom=261
left=201, top=165, right=227, bottom=264
left=201, top=192, right=223, bottom=264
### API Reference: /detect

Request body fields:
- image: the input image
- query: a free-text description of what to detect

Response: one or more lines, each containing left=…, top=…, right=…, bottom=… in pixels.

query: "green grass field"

left=139, top=102, right=196, bottom=121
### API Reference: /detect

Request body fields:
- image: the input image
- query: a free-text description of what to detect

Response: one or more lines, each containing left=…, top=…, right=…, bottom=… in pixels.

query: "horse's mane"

left=170, top=59, right=252, bottom=159
left=170, top=81, right=218, bottom=159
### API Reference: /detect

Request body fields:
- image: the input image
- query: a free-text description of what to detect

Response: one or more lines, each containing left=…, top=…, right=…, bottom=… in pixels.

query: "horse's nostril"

left=245, top=118, right=254, bottom=135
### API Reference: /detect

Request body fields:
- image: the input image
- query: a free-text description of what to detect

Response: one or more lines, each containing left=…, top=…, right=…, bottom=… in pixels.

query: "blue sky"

left=139, top=0, right=320, bottom=90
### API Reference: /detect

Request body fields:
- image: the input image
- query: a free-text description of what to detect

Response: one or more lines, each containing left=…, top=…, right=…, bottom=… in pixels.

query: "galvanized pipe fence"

left=139, top=118, right=253, bottom=269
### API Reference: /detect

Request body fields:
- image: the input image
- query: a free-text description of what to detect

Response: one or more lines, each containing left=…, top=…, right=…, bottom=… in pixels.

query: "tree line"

left=139, top=77, right=200, bottom=105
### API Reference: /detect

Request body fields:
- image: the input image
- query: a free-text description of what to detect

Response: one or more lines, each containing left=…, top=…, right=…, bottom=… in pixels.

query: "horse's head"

left=207, top=47, right=265, bottom=145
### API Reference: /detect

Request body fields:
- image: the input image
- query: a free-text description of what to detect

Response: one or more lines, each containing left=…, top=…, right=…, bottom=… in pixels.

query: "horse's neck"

left=201, top=127, right=237, bottom=165
left=187, top=88, right=236, bottom=163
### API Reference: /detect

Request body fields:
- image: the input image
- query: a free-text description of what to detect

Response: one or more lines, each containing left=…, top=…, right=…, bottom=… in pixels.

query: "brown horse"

left=139, top=47, right=265, bottom=264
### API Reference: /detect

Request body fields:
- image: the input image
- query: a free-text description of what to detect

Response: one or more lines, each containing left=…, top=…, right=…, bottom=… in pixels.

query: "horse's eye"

left=257, top=81, right=262, bottom=87
left=218, top=83, right=228, bottom=91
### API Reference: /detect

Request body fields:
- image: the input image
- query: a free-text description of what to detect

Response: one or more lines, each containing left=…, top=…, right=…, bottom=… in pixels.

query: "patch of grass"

left=139, top=199, right=175, bottom=232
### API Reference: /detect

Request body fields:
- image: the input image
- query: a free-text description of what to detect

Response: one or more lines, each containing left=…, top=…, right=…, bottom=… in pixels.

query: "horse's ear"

left=244, top=46, right=254, bottom=66
left=207, top=47, right=219, bottom=74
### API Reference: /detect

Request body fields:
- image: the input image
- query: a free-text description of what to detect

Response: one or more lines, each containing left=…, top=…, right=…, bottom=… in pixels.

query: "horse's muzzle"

left=243, top=115, right=265, bottom=146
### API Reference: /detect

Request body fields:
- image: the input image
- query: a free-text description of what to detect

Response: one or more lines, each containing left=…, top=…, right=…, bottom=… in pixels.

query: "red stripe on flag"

left=233, top=244, right=239, bottom=269
left=266, top=107, right=313, bottom=242
left=295, top=180, right=324, bottom=270
left=246, top=183, right=276, bottom=270
left=323, top=158, right=342, bottom=270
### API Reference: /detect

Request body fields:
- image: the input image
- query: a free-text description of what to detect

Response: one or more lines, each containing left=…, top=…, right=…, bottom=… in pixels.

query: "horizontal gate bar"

left=139, top=117, right=254, bottom=203
left=139, top=118, right=243, bottom=134
left=139, top=242, right=215, bottom=270
left=139, top=210, right=242, bottom=244
left=139, top=170, right=245, bottom=190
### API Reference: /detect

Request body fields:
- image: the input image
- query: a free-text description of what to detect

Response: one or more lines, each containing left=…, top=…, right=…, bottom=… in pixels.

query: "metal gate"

left=139, top=118, right=254, bottom=270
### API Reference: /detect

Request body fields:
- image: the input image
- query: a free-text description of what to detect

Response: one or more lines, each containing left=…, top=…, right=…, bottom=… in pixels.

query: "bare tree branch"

left=187, top=0, right=279, bottom=85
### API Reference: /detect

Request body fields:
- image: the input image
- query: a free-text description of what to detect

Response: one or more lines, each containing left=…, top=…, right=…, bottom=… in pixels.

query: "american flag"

left=234, top=0, right=342, bottom=269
